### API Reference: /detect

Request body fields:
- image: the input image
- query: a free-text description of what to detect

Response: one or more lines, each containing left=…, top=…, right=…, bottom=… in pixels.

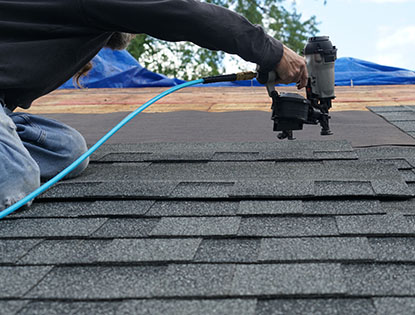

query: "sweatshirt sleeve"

left=79, top=0, right=283, bottom=72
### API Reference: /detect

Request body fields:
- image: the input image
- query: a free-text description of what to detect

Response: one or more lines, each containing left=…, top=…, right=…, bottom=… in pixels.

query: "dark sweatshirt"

left=0, top=0, right=283, bottom=111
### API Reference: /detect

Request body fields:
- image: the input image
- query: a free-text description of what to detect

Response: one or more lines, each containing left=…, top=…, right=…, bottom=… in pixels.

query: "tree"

left=127, top=0, right=320, bottom=80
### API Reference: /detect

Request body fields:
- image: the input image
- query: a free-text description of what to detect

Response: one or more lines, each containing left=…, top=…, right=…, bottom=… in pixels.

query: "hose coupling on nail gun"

left=203, top=71, right=257, bottom=84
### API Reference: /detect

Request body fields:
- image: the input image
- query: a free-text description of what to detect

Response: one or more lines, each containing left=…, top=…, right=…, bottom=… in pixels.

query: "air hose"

left=0, top=71, right=257, bottom=219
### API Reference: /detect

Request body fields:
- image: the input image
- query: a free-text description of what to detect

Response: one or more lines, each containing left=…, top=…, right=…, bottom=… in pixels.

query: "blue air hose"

left=0, top=71, right=257, bottom=219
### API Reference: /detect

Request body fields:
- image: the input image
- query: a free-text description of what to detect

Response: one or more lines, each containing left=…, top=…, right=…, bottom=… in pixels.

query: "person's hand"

left=275, top=45, right=308, bottom=89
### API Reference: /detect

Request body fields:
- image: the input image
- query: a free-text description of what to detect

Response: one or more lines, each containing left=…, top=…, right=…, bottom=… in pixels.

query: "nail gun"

left=257, top=36, right=337, bottom=140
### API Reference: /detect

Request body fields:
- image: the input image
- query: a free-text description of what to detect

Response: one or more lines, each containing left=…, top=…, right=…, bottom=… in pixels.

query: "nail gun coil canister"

left=271, top=93, right=310, bottom=131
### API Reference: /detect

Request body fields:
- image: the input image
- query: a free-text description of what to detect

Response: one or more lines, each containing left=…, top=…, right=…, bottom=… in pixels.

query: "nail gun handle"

left=256, top=70, right=279, bottom=97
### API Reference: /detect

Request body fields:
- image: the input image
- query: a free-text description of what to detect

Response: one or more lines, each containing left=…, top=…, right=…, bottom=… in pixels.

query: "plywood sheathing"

left=28, top=85, right=415, bottom=114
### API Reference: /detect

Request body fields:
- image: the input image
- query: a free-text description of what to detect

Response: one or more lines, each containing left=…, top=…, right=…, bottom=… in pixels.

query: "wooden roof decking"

left=29, top=85, right=415, bottom=114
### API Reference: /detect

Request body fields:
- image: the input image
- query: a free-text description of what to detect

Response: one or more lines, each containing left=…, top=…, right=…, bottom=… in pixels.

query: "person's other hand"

left=275, top=45, right=308, bottom=89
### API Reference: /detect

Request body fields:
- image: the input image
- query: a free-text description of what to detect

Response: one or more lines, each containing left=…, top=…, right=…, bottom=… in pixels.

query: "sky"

left=291, top=0, right=415, bottom=70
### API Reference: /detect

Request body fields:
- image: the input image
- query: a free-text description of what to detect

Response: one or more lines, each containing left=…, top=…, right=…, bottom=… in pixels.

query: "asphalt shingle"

left=156, top=264, right=235, bottom=297
left=17, top=240, right=113, bottom=265
left=231, top=263, right=346, bottom=296
left=238, top=217, right=338, bottom=237
left=96, top=238, right=202, bottom=262
left=0, top=301, right=29, bottom=315
left=17, top=302, right=120, bottom=315
left=231, top=180, right=314, bottom=198
left=343, top=264, right=415, bottom=295
left=15, top=200, right=154, bottom=218
left=146, top=200, right=239, bottom=217
left=3, top=137, right=415, bottom=311
left=0, top=239, right=42, bottom=264
left=258, top=237, right=373, bottom=262
left=374, top=298, right=415, bottom=315
left=314, top=181, right=375, bottom=197
left=194, top=239, right=260, bottom=262
left=150, top=217, right=241, bottom=236
left=92, top=218, right=159, bottom=238
left=0, top=218, right=106, bottom=238
left=169, top=181, right=234, bottom=198
left=369, top=237, right=415, bottom=262
left=255, top=298, right=376, bottom=315
left=238, top=200, right=303, bottom=215
left=0, top=266, right=52, bottom=298
left=302, top=200, right=382, bottom=215
left=336, top=214, right=415, bottom=235
left=116, top=299, right=256, bottom=315
left=27, top=266, right=168, bottom=299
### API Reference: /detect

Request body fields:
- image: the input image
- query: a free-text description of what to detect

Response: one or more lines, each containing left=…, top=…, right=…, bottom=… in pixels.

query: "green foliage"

left=127, top=0, right=322, bottom=80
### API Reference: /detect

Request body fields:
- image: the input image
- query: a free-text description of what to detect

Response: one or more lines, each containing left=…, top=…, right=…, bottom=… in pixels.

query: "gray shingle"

left=336, top=214, right=415, bottom=235
left=374, top=298, right=415, bottom=315
left=0, top=300, right=29, bottom=315
left=12, top=202, right=94, bottom=218
left=92, top=218, right=159, bottom=238
left=231, top=180, right=314, bottom=198
left=96, top=152, right=153, bottom=162
left=258, top=149, right=315, bottom=160
left=313, top=150, right=358, bottom=160
left=116, top=299, right=256, bottom=315
left=40, top=181, right=178, bottom=199
left=368, top=105, right=410, bottom=113
left=68, top=163, right=151, bottom=181
left=400, top=170, right=415, bottom=182
left=238, top=200, right=303, bottom=215
left=303, top=200, right=382, bottom=215
left=343, top=264, right=415, bottom=295
left=194, top=239, right=260, bottom=262
left=314, top=181, right=375, bottom=197
left=231, top=263, right=345, bottom=296
left=88, top=200, right=154, bottom=216
left=97, top=238, right=202, bottom=262
left=356, top=146, right=415, bottom=160
left=212, top=151, right=260, bottom=161
left=0, top=240, right=42, bottom=263
left=0, top=266, right=52, bottom=298
left=155, top=264, right=235, bottom=297
left=26, top=266, right=168, bottom=299
left=98, top=151, right=214, bottom=162
left=377, top=158, right=413, bottom=170
left=150, top=217, right=241, bottom=236
left=0, top=218, right=106, bottom=238
left=18, top=301, right=120, bottom=315
left=377, top=111, right=415, bottom=121
left=382, top=199, right=415, bottom=215
left=371, top=179, right=413, bottom=197
left=256, top=299, right=376, bottom=315
left=169, top=181, right=234, bottom=198
left=14, top=200, right=154, bottom=218
left=258, top=237, right=373, bottom=262
left=146, top=201, right=239, bottom=217
left=238, top=217, right=338, bottom=237
left=391, top=121, right=415, bottom=132
left=369, top=237, right=415, bottom=262
left=141, top=161, right=273, bottom=181
left=17, top=240, right=113, bottom=265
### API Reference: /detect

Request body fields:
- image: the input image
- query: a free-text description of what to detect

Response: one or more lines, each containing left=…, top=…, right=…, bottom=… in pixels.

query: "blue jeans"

left=0, top=105, right=89, bottom=210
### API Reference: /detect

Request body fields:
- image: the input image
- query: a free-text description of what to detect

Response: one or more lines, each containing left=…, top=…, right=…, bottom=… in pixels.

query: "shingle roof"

left=1, top=137, right=415, bottom=314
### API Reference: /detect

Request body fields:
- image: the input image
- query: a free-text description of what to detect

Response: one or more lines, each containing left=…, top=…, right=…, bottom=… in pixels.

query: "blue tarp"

left=60, top=49, right=415, bottom=89
left=334, top=57, right=415, bottom=86
left=60, top=48, right=184, bottom=89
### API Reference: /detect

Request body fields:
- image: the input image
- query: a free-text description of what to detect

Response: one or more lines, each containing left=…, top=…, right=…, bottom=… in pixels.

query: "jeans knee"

left=62, top=127, right=89, bottom=179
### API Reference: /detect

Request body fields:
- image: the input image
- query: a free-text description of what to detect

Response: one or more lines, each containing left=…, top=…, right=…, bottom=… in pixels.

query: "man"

left=0, top=0, right=308, bottom=210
